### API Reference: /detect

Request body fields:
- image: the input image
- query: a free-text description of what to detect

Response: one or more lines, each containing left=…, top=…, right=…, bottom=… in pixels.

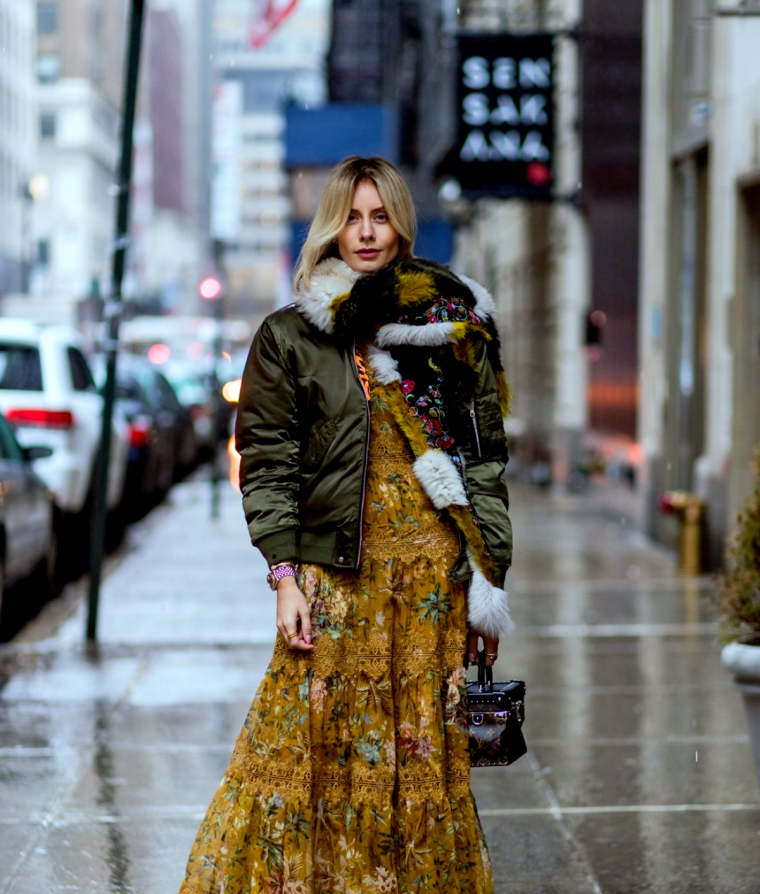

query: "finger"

left=467, top=629, right=480, bottom=665
left=483, top=634, right=499, bottom=667
left=290, top=620, right=314, bottom=651
left=291, top=636, right=314, bottom=651
left=298, top=601, right=313, bottom=645
left=290, top=609, right=313, bottom=651
left=278, top=611, right=300, bottom=649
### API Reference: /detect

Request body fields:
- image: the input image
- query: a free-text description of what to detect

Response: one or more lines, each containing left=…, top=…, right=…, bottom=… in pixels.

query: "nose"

left=360, top=217, right=374, bottom=241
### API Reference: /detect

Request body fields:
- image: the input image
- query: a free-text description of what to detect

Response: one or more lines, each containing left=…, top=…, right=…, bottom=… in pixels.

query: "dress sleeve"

left=235, top=319, right=300, bottom=566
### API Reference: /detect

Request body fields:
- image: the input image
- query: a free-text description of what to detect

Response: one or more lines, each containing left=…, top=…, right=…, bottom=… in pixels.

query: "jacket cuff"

left=255, top=529, right=299, bottom=567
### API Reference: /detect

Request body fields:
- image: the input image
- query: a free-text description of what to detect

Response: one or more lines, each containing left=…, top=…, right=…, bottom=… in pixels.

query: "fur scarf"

left=296, top=256, right=513, bottom=637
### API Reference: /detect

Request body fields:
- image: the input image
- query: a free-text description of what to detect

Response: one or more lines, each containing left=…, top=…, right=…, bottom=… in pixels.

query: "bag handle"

left=477, top=650, right=493, bottom=692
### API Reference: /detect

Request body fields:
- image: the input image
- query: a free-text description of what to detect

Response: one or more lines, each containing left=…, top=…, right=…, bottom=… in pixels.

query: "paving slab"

left=0, top=478, right=758, bottom=893
left=567, top=809, right=760, bottom=894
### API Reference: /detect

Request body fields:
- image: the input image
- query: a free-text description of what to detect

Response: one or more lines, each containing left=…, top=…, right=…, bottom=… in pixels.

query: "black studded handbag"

left=465, top=651, right=527, bottom=767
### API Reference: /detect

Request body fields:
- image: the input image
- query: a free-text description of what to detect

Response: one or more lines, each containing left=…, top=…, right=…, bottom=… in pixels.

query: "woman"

left=179, top=156, right=513, bottom=894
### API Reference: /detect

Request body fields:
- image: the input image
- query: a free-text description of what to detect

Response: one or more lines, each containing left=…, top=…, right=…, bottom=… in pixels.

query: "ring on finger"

left=287, top=630, right=299, bottom=640
left=485, top=651, right=498, bottom=660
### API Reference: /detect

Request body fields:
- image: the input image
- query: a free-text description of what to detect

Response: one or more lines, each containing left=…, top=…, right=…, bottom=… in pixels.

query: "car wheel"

left=36, top=520, right=59, bottom=598
left=0, top=553, right=7, bottom=631
left=47, top=523, right=58, bottom=589
left=55, top=508, right=88, bottom=583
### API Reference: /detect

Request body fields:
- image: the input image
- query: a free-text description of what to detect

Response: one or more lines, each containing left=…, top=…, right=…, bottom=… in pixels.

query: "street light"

left=26, top=174, right=50, bottom=202
left=19, top=174, right=50, bottom=291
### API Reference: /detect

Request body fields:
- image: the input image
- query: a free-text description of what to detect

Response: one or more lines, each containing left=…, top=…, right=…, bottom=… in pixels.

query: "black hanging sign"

left=454, top=33, right=555, bottom=199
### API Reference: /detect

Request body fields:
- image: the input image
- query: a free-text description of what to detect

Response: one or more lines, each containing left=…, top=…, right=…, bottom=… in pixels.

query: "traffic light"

left=199, top=276, right=222, bottom=300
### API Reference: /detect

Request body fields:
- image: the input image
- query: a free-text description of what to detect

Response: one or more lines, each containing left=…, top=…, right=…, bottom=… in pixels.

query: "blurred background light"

left=147, top=343, right=171, bottom=365
left=222, top=378, right=242, bottom=404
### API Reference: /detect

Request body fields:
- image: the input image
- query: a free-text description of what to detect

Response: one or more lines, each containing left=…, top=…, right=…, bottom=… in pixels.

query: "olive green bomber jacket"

left=236, top=304, right=370, bottom=570
left=235, top=257, right=513, bottom=615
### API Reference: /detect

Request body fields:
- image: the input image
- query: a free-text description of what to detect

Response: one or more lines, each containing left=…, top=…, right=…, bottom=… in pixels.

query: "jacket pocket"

left=302, top=418, right=337, bottom=470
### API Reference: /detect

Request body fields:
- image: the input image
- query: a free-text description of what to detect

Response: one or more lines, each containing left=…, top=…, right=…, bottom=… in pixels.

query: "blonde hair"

left=293, top=156, right=417, bottom=290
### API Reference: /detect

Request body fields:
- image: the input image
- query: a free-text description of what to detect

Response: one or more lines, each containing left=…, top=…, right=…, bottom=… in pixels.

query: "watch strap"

left=268, top=562, right=297, bottom=590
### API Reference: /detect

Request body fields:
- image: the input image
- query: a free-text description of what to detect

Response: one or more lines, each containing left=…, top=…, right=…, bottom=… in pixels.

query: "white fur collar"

left=294, top=257, right=496, bottom=338
left=295, top=258, right=360, bottom=334
left=458, top=273, right=497, bottom=322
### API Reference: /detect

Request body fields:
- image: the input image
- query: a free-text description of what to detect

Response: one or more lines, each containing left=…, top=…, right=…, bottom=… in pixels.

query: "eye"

left=375, top=213, right=388, bottom=222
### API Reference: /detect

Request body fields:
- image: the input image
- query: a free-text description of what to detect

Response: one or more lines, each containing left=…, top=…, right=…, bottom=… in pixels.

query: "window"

left=37, top=239, right=50, bottom=267
left=37, top=2, right=58, bottom=35
left=36, top=54, right=61, bottom=84
left=155, top=373, right=182, bottom=411
left=0, top=345, right=43, bottom=391
left=67, top=348, right=95, bottom=393
left=40, top=113, right=56, bottom=140
left=115, top=375, right=144, bottom=403
left=0, top=415, right=24, bottom=462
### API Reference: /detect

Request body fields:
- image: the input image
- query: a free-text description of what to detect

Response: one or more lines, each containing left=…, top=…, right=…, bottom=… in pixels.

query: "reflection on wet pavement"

left=0, top=479, right=758, bottom=893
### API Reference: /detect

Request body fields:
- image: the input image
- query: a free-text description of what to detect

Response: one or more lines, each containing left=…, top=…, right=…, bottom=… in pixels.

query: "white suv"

left=0, top=322, right=128, bottom=531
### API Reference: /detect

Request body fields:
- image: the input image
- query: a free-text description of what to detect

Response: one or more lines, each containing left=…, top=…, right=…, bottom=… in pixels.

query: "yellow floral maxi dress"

left=179, top=368, right=494, bottom=894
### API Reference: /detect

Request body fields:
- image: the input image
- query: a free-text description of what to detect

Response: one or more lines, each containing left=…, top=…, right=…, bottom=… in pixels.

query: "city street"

left=0, top=475, right=757, bottom=894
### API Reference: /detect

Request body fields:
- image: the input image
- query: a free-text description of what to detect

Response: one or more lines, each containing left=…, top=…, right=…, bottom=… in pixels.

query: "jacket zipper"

left=469, top=402, right=482, bottom=458
left=353, top=339, right=370, bottom=568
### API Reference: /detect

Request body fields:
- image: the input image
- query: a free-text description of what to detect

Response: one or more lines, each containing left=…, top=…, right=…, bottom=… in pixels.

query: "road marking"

left=0, top=802, right=751, bottom=827
left=478, top=803, right=760, bottom=817
left=526, top=735, right=749, bottom=746
left=510, top=578, right=714, bottom=592
left=517, top=622, right=717, bottom=637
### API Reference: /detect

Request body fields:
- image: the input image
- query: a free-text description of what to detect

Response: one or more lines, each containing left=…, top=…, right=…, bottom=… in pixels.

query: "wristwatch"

left=267, top=561, right=297, bottom=591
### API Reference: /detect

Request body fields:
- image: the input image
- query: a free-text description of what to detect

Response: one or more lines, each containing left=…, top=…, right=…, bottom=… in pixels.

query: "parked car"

left=118, top=356, right=197, bottom=477
left=162, top=359, right=216, bottom=459
left=0, top=411, right=56, bottom=624
left=94, top=359, right=177, bottom=515
left=0, top=322, right=129, bottom=569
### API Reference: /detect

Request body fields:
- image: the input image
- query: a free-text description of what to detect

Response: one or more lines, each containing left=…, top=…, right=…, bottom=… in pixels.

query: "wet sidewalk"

left=0, top=477, right=758, bottom=894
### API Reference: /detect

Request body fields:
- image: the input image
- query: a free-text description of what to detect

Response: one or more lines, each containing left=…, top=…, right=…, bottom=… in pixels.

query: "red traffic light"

left=199, top=276, right=222, bottom=300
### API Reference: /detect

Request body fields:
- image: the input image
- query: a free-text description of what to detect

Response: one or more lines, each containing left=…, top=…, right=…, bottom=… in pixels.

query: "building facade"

left=638, top=0, right=760, bottom=565
left=13, top=0, right=207, bottom=322
left=19, top=0, right=129, bottom=318
left=450, top=1, right=644, bottom=487
left=129, top=6, right=205, bottom=315
left=451, top=0, right=588, bottom=482
left=0, top=0, right=37, bottom=296
left=211, top=0, right=330, bottom=320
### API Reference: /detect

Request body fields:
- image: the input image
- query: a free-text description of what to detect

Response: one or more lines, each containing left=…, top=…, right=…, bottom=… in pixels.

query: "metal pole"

left=86, top=0, right=146, bottom=642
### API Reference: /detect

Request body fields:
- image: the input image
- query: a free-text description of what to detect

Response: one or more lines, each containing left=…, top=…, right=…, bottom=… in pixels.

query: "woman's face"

left=336, top=179, right=400, bottom=274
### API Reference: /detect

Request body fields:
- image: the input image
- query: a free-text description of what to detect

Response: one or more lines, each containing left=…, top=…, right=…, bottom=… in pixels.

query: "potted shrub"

left=718, top=448, right=760, bottom=794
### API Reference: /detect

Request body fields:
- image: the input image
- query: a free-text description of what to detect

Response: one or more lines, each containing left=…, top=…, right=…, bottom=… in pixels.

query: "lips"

left=357, top=249, right=380, bottom=257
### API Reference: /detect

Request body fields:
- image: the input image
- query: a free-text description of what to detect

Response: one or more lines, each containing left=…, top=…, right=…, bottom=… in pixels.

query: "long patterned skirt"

left=179, top=377, right=493, bottom=894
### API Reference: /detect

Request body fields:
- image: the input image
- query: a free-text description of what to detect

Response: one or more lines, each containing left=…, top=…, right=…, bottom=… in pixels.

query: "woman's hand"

left=467, top=629, right=500, bottom=667
left=276, top=577, right=314, bottom=651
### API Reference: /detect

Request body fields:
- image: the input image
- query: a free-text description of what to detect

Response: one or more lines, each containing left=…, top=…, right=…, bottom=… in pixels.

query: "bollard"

left=659, top=490, right=706, bottom=574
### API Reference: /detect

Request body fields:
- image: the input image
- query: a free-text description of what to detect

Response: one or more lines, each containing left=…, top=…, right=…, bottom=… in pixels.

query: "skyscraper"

left=211, top=0, right=330, bottom=319
left=0, top=0, right=37, bottom=296
left=28, top=0, right=128, bottom=313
